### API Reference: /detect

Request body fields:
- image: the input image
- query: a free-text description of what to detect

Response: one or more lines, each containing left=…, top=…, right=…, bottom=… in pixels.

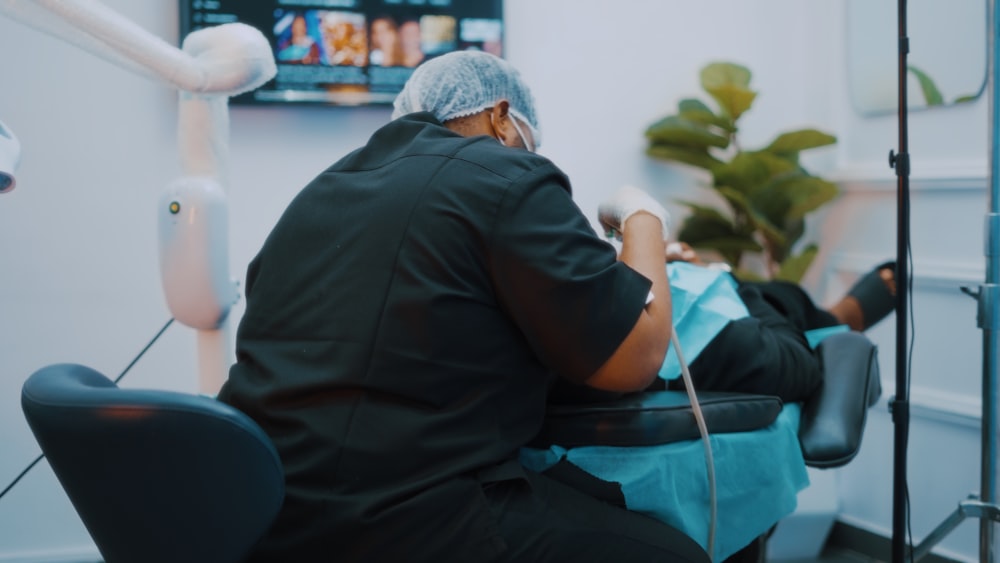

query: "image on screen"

left=180, top=0, right=505, bottom=107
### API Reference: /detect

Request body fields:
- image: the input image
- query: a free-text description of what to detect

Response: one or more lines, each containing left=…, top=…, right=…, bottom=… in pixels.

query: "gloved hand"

left=597, top=185, right=671, bottom=242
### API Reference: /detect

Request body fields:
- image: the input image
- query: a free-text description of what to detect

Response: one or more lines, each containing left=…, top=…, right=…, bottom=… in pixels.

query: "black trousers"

left=669, top=280, right=839, bottom=403
left=484, top=467, right=711, bottom=562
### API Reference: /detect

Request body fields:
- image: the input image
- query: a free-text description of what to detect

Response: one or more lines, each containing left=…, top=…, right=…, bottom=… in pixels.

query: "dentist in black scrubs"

left=220, top=50, right=707, bottom=563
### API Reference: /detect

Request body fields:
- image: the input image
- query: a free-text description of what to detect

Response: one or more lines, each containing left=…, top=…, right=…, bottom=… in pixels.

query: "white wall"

left=0, top=0, right=990, bottom=561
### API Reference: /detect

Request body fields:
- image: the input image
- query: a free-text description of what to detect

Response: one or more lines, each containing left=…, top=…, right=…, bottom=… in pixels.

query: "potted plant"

left=644, top=61, right=838, bottom=282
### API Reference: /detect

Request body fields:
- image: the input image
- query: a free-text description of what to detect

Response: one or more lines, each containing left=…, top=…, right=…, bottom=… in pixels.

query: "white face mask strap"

left=491, top=112, right=534, bottom=153
left=509, top=117, right=534, bottom=153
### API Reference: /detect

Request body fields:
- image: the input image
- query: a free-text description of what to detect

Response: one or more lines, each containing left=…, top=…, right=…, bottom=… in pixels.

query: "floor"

left=789, top=546, right=886, bottom=563
left=728, top=531, right=887, bottom=563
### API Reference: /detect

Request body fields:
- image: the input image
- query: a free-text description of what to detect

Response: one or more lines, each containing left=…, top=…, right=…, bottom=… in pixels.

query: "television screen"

left=179, top=0, right=505, bottom=106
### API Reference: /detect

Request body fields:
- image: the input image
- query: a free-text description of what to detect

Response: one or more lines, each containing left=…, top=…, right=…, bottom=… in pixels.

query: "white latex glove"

left=597, top=185, right=671, bottom=242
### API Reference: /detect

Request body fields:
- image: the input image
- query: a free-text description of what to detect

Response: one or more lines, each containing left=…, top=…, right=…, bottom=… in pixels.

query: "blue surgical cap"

left=392, top=50, right=542, bottom=147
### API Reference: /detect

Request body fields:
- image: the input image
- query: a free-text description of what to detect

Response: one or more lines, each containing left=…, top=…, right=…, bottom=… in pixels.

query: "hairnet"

left=392, top=51, right=542, bottom=147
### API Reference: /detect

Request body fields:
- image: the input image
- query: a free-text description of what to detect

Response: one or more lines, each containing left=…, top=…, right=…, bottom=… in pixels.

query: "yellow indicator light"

left=169, top=201, right=181, bottom=215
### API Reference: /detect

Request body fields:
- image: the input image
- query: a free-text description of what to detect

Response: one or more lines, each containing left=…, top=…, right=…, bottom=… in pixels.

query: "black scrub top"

left=219, top=112, right=652, bottom=561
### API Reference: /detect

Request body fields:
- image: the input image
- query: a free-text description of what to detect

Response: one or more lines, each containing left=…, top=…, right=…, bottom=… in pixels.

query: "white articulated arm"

left=0, top=0, right=275, bottom=96
left=0, top=0, right=277, bottom=393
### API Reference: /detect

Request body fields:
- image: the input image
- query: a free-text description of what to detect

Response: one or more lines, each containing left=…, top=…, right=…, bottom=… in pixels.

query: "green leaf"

left=763, top=129, right=837, bottom=154
left=749, top=173, right=839, bottom=226
left=715, top=186, right=753, bottom=218
left=712, top=152, right=771, bottom=194
left=676, top=206, right=761, bottom=266
left=704, top=85, right=758, bottom=122
left=745, top=207, right=787, bottom=250
left=754, top=151, right=801, bottom=179
left=675, top=201, right=732, bottom=223
left=678, top=98, right=737, bottom=132
left=646, top=144, right=724, bottom=171
left=908, top=64, right=945, bottom=106
left=692, top=236, right=762, bottom=252
left=783, top=176, right=840, bottom=219
left=768, top=216, right=803, bottom=264
left=645, top=115, right=730, bottom=149
left=678, top=98, right=715, bottom=114
left=771, top=219, right=806, bottom=262
left=688, top=237, right=761, bottom=268
left=775, top=245, right=818, bottom=283
left=700, top=62, right=756, bottom=121
left=676, top=209, right=735, bottom=244
left=675, top=206, right=733, bottom=238
left=954, top=93, right=979, bottom=104
left=701, top=62, right=752, bottom=89
left=712, top=151, right=796, bottom=195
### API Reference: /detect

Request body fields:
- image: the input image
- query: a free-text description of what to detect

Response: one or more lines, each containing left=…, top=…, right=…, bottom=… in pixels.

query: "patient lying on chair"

left=555, top=244, right=895, bottom=404
left=660, top=244, right=894, bottom=402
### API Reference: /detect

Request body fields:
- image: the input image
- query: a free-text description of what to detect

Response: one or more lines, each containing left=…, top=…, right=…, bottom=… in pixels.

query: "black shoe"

left=847, top=261, right=896, bottom=330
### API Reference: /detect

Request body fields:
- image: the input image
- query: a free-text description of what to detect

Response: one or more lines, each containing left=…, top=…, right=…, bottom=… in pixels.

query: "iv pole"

left=888, top=0, right=912, bottom=561
left=904, top=0, right=1000, bottom=560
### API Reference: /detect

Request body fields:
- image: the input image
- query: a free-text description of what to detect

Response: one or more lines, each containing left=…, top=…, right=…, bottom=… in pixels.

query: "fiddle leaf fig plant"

left=645, top=61, right=839, bottom=282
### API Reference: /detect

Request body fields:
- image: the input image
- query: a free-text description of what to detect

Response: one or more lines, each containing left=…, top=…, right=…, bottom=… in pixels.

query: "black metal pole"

left=890, top=0, right=912, bottom=561
left=980, top=1, right=1000, bottom=561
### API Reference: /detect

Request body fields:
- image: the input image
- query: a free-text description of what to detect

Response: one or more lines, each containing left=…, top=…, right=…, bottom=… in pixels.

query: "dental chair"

left=522, top=330, right=882, bottom=562
left=20, top=363, right=285, bottom=563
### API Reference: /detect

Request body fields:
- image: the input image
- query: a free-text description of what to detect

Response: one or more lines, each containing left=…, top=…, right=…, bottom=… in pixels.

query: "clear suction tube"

left=671, top=330, right=718, bottom=560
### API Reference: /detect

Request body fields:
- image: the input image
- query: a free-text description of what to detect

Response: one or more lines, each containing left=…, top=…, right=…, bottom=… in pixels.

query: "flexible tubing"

left=671, top=330, right=717, bottom=560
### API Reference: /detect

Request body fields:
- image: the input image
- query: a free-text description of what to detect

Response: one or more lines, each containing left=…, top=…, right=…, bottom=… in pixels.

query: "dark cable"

left=0, top=317, right=175, bottom=501
left=0, top=455, right=44, bottom=501
left=906, top=245, right=915, bottom=563
left=906, top=482, right=913, bottom=562
left=112, top=318, right=174, bottom=385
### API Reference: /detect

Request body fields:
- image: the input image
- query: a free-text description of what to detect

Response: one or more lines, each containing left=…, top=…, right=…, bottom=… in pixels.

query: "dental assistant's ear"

left=489, top=100, right=517, bottom=147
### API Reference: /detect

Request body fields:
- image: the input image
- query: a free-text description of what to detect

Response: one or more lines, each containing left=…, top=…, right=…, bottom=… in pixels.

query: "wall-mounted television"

left=179, top=0, right=504, bottom=107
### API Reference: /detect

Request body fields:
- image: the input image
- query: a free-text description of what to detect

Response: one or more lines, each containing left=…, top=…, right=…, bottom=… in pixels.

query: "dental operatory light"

left=0, top=119, right=20, bottom=194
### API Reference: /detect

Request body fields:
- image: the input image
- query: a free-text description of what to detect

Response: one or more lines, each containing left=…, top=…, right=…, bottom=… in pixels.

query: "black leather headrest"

left=798, top=331, right=881, bottom=468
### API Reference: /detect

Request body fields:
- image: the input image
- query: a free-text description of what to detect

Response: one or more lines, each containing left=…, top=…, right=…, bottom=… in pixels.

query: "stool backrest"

left=21, top=363, right=284, bottom=563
